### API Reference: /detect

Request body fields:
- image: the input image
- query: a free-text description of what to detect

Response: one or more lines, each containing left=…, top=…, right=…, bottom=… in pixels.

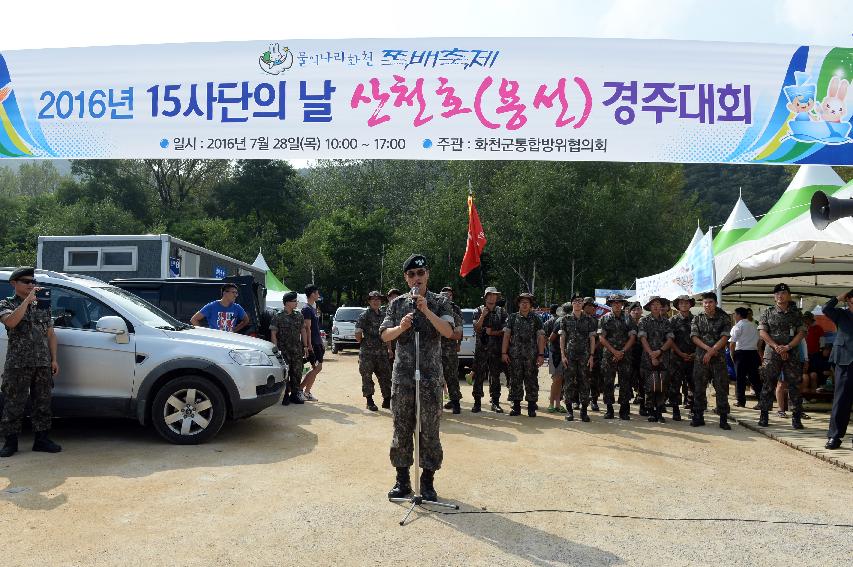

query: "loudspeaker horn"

left=810, top=190, right=853, bottom=230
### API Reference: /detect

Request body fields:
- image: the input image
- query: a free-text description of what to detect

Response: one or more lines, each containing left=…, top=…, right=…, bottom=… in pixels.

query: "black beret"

left=773, top=283, right=791, bottom=293
left=282, top=291, right=298, bottom=303
left=9, top=266, right=35, bottom=281
left=402, top=254, right=428, bottom=272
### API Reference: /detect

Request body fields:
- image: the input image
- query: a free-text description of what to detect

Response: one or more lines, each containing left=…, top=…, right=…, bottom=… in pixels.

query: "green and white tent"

left=253, top=251, right=307, bottom=309
left=716, top=165, right=853, bottom=305
left=712, top=190, right=757, bottom=256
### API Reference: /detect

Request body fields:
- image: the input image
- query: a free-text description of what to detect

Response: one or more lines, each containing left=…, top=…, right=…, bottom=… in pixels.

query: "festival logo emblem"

left=784, top=71, right=851, bottom=145
left=0, top=53, right=52, bottom=157
left=259, top=43, right=294, bottom=75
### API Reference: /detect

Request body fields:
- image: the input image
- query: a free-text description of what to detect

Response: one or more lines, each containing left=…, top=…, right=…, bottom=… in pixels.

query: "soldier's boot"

left=491, top=398, right=504, bottom=414
left=656, top=406, right=666, bottom=424
left=471, top=398, right=482, bottom=413
left=604, top=404, right=615, bottom=419
left=565, top=408, right=574, bottom=422
left=387, top=467, right=412, bottom=499
left=32, top=432, right=61, bottom=453
left=451, top=400, right=461, bottom=415
left=590, top=400, right=600, bottom=412
left=527, top=402, right=537, bottom=418
left=684, top=396, right=694, bottom=410
left=382, top=398, right=391, bottom=410
left=420, top=469, right=438, bottom=502
left=619, top=404, right=630, bottom=420
left=0, top=435, right=18, bottom=458
left=639, top=404, right=649, bottom=417
left=443, top=400, right=453, bottom=410
left=690, top=410, right=704, bottom=427
left=366, top=396, right=378, bottom=412
left=282, top=387, right=291, bottom=406
left=758, top=410, right=769, bottom=427
left=671, top=405, right=682, bottom=422
left=719, top=413, right=731, bottom=430
left=791, top=412, right=804, bottom=430
left=509, top=401, right=522, bottom=416
left=580, top=405, right=591, bottom=423
left=647, top=406, right=658, bottom=422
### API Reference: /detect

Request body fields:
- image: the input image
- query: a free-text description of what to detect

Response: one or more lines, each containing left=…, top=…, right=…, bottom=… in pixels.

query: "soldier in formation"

left=502, top=292, right=545, bottom=417
left=560, top=294, right=598, bottom=422
left=544, top=304, right=567, bottom=413
left=690, top=292, right=733, bottom=429
left=597, top=294, right=637, bottom=420
left=356, top=291, right=392, bottom=411
left=584, top=297, right=603, bottom=412
left=638, top=296, right=674, bottom=423
left=668, top=295, right=696, bottom=421
left=439, top=287, right=464, bottom=415
left=472, top=287, right=507, bottom=413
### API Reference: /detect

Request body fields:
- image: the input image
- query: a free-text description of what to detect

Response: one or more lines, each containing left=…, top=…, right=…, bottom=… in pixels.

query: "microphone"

left=410, top=286, right=419, bottom=307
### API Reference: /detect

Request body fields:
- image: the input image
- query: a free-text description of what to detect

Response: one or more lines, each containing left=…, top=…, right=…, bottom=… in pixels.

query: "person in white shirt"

left=729, top=307, right=761, bottom=407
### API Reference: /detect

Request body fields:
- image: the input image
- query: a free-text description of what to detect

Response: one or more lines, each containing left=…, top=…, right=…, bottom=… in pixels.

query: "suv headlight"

left=229, top=349, right=272, bottom=366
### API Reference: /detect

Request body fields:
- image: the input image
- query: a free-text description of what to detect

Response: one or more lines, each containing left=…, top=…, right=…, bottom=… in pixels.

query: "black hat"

left=773, top=283, right=791, bottom=293
left=673, top=294, right=696, bottom=308
left=9, top=266, right=34, bottom=281
left=386, top=288, right=401, bottom=297
left=515, top=292, right=535, bottom=306
left=402, top=254, right=428, bottom=273
left=282, top=291, right=298, bottom=303
left=367, top=290, right=384, bottom=300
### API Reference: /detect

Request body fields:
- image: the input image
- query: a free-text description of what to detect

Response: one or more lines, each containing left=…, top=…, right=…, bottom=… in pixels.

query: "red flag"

left=460, top=194, right=487, bottom=277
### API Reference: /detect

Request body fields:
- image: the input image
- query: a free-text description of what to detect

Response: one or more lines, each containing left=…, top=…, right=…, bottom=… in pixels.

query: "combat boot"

left=671, top=405, right=682, bottom=422
left=0, top=435, right=18, bottom=458
left=471, top=398, right=482, bottom=413
left=619, top=404, right=630, bottom=420
left=443, top=400, right=454, bottom=410
left=758, top=410, right=769, bottom=427
left=32, top=431, right=61, bottom=453
left=387, top=467, right=412, bottom=499
left=382, top=398, right=391, bottom=409
left=590, top=400, right=600, bottom=412
left=639, top=405, right=648, bottom=417
left=420, top=469, right=438, bottom=502
left=647, top=407, right=658, bottom=422
left=719, top=413, right=731, bottom=430
left=603, top=404, right=614, bottom=419
left=657, top=407, right=666, bottom=424
left=791, top=412, right=804, bottom=430
left=509, top=401, right=522, bottom=416
left=527, top=402, right=537, bottom=417
left=690, top=410, right=705, bottom=427
left=451, top=400, right=461, bottom=414
left=491, top=398, right=504, bottom=413
left=366, top=396, right=378, bottom=411
left=580, top=405, right=591, bottom=422
left=565, top=408, right=574, bottom=422
left=282, top=388, right=291, bottom=405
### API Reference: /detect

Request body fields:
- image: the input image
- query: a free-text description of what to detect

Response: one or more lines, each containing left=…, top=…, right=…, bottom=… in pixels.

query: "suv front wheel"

left=151, top=375, right=227, bottom=444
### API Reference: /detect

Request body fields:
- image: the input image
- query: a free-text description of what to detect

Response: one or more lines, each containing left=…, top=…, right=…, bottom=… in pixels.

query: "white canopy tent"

left=252, top=251, right=307, bottom=310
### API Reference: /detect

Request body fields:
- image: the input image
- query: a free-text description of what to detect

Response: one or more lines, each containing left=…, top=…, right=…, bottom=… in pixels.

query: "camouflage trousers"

left=283, top=351, right=303, bottom=395
left=360, top=352, right=392, bottom=400
left=641, top=357, right=669, bottom=410
left=669, top=356, right=695, bottom=406
left=442, top=349, right=461, bottom=402
left=692, top=352, right=730, bottom=415
left=0, top=366, right=53, bottom=435
left=390, top=379, right=443, bottom=471
left=588, top=362, right=602, bottom=401
left=602, top=352, right=632, bottom=405
left=630, top=358, right=643, bottom=402
left=472, top=351, right=503, bottom=400
left=759, top=350, right=803, bottom=413
left=562, top=354, right=590, bottom=406
left=508, top=356, right=539, bottom=402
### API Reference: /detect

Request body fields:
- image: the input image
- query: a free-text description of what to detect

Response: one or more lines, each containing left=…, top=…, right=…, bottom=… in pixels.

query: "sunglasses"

left=16, top=278, right=37, bottom=285
left=405, top=268, right=427, bottom=278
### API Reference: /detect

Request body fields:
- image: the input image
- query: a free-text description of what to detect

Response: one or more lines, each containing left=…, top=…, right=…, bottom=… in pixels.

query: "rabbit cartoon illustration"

left=818, top=76, right=848, bottom=123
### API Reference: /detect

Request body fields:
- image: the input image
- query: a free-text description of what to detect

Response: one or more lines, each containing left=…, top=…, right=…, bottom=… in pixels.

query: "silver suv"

left=0, top=270, right=286, bottom=444
left=331, top=306, right=366, bottom=354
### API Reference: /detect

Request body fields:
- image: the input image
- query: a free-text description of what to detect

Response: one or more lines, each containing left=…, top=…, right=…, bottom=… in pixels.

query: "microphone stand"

left=389, top=291, right=459, bottom=525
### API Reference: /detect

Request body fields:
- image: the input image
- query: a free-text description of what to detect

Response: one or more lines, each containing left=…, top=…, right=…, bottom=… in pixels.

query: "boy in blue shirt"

left=190, top=283, right=250, bottom=333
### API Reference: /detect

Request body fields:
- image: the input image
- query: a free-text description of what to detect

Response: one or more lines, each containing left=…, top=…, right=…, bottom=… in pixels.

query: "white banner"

left=636, top=231, right=715, bottom=304
left=0, top=38, right=851, bottom=163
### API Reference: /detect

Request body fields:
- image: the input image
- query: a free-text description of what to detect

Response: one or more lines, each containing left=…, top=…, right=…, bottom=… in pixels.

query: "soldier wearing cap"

left=385, top=288, right=402, bottom=362
left=381, top=254, right=454, bottom=502
left=598, top=294, right=637, bottom=420
left=439, top=286, right=464, bottom=414
left=544, top=303, right=567, bottom=413
left=356, top=291, right=392, bottom=411
left=757, top=283, right=807, bottom=429
left=502, top=292, right=545, bottom=417
left=0, top=267, right=62, bottom=457
left=668, top=294, right=696, bottom=421
left=690, top=292, right=733, bottom=429
left=270, top=291, right=307, bottom=406
left=472, top=286, right=508, bottom=413
left=583, top=297, right=604, bottom=412
left=560, top=294, right=598, bottom=422
left=638, top=296, right=674, bottom=423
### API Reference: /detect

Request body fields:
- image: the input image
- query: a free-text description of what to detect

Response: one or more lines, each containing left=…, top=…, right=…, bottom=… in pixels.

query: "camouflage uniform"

left=270, top=308, right=305, bottom=396
left=629, top=318, right=643, bottom=402
left=669, top=311, right=695, bottom=407
left=560, top=313, right=598, bottom=406
left=381, top=291, right=453, bottom=471
left=441, top=302, right=464, bottom=403
left=0, top=296, right=54, bottom=435
left=690, top=308, right=733, bottom=415
left=356, top=307, right=392, bottom=400
left=472, top=305, right=507, bottom=401
left=598, top=311, right=637, bottom=405
left=758, top=304, right=806, bottom=414
left=504, top=312, right=544, bottom=402
left=588, top=338, right=603, bottom=403
left=637, top=314, right=674, bottom=411
left=544, top=316, right=563, bottom=378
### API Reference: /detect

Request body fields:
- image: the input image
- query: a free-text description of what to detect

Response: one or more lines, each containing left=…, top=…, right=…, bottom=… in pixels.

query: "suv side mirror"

left=96, top=316, right=130, bottom=344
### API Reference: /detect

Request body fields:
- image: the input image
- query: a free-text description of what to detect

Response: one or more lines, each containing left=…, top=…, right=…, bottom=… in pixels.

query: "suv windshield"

left=335, top=308, right=364, bottom=322
left=96, top=286, right=189, bottom=330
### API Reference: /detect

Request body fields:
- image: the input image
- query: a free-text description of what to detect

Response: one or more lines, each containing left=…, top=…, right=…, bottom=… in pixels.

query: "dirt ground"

left=1, top=352, right=851, bottom=567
